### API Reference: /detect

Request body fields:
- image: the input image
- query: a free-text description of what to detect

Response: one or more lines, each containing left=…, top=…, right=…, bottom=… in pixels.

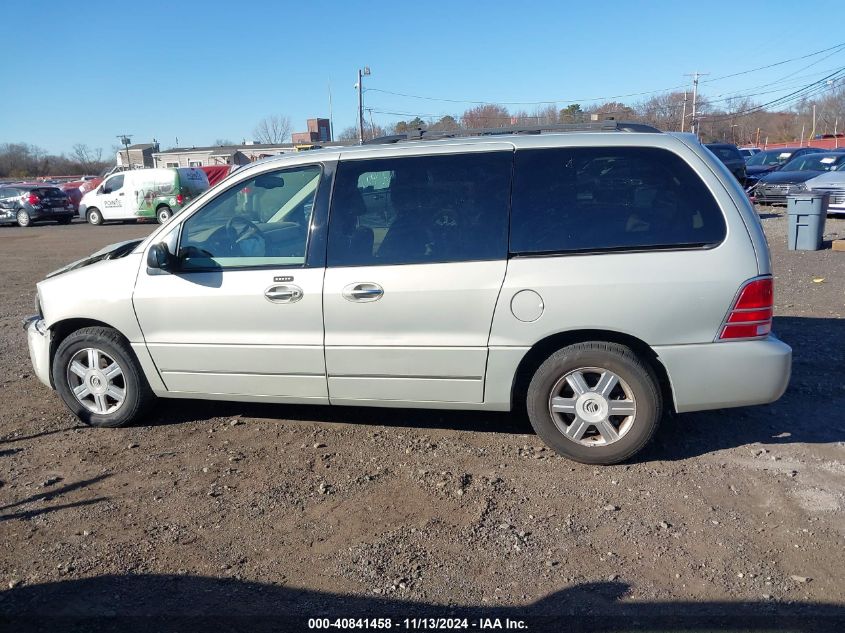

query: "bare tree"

left=337, top=123, right=387, bottom=142
left=461, top=104, right=511, bottom=129
left=253, top=115, right=292, bottom=144
left=213, top=138, right=235, bottom=146
left=71, top=143, right=103, bottom=173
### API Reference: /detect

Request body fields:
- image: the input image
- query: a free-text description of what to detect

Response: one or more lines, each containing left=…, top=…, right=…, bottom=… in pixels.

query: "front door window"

left=178, top=165, right=322, bottom=270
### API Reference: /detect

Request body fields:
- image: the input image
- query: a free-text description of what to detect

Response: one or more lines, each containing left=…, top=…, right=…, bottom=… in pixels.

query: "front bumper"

left=753, top=193, right=788, bottom=205
left=655, top=336, right=791, bottom=414
left=810, top=188, right=845, bottom=213
left=23, top=316, right=52, bottom=389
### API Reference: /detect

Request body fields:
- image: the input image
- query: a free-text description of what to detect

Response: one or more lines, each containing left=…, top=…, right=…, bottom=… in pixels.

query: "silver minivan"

left=24, top=124, right=791, bottom=464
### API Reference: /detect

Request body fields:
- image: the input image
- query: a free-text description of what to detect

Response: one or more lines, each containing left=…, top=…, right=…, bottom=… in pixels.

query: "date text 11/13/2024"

left=307, top=617, right=528, bottom=629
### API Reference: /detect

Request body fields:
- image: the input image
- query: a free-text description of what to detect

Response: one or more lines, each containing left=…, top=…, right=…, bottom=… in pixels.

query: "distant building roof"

left=128, top=143, right=157, bottom=150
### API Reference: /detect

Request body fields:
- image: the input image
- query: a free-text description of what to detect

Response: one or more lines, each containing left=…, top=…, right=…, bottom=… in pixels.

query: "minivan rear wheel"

left=526, top=342, right=661, bottom=465
left=52, top=327, right=154, bottom=428
left=156, top=206, right=172, bottom=224
left=86, top=208, right=103, bottom=225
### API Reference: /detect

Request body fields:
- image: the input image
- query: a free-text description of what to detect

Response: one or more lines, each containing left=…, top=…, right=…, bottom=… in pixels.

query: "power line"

left=702, top=68, right=845, bottom=122
left=364, top=41, right=845, bottom=108
left=700, top=41, right=845, bottom=83
left=369, top=67, right=845, bottom=128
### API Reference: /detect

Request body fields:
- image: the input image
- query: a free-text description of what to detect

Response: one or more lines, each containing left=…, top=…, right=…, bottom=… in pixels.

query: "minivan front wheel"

left=526, top=342, right=661, bottom=465
left=156, top=206, right=172, bottom=224
left=53, top=327, right=154, bottom=428
left=86, top=208, right=102, bottom=225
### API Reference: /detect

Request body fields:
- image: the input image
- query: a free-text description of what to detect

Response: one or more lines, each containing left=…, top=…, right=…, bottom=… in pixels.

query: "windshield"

left=781, top=154, right=845, bottom=172
left=746, top=150, right=793, bottom=167
left=707, top=145, right=742, bottom=162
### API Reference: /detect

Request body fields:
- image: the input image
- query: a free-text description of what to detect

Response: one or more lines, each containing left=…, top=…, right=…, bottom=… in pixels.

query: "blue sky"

left=1, top=0, right=843, bottom=155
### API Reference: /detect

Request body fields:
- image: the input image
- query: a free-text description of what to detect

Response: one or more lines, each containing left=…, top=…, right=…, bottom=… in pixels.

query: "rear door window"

left=328, top=152, right=512, bottom=266
left=510, top=147, right=726, bottom=255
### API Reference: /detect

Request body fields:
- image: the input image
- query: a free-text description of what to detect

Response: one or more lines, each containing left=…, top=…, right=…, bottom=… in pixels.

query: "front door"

left=133, top=163, right=330, bottom=402
left=322, top=148, right=513, bottom=405
left=97, top=174, right=128, bottom=220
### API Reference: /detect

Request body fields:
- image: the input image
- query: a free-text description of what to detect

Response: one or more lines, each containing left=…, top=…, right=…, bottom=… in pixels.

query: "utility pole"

left=357, top=66, right=371, bottom=145
left=685, top=71, right=709, bottom=137
left=328, top=78, right=334, bottom=142
left=809, top=104, right=816, bottom=142
left=117, top=134, right=132, bottom=169
left=680, top=91, right=688, bottom=133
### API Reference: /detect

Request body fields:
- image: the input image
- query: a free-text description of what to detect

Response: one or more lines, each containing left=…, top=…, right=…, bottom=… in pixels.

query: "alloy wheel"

left=548, top=367, right=636, bottom=446
left=66, top=348, right=126, bottom=415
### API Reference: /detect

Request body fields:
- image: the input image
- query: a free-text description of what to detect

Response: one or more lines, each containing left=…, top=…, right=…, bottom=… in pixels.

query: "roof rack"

left=365, top=120, right=661, bottom=145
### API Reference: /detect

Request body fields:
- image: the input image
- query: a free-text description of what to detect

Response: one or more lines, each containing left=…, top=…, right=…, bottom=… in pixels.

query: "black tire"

left=16, top=209, right=31, bottom=227
left=52, top=326, right=154, bottom=428
left=156, top=206, right=172, bottom=224
left=526, top=342, right=662, bottom=465
left=57, top=215, right=73, bottom=225
left=86, top=208, right=103, bottom=225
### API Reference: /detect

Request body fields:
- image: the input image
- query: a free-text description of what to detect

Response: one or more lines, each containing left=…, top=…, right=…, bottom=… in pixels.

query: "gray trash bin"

left=786, top=193, right=828, bottom=251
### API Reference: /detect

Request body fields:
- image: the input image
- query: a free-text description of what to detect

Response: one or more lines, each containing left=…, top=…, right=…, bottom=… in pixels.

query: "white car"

left=805, top=169, right=845, bottom=214
left=24, top=123, right=791, bottom=465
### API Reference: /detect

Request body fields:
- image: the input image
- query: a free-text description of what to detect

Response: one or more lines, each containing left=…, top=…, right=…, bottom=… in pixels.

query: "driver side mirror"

left=147, top=242, right=175, bottom=271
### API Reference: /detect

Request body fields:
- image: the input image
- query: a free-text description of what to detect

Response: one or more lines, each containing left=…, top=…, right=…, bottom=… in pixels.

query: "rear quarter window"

left=510, top=146, right=727, bottom=255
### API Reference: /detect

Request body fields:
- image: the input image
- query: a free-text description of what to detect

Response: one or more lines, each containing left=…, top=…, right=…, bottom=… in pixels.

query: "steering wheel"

left=225, top=216, right=265, bottom=255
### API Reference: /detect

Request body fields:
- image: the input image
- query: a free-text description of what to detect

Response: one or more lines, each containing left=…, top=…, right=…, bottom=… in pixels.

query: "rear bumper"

left=23, top=316, right=52, bottom=389
left=655, top=336, right=791, bottom=413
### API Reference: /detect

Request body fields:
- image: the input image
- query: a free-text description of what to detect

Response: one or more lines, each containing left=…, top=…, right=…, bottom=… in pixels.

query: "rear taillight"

left=176, top=194, right=184, bottom=205
left=719, top=277, right=774, bottom=340
left=28, top=193, right=40, bottom=205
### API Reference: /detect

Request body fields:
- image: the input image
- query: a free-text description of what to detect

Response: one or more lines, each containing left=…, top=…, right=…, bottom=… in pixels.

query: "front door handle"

left=342, top=282, right=383, bottom=302
left=264, top=284, right=303, bottom=303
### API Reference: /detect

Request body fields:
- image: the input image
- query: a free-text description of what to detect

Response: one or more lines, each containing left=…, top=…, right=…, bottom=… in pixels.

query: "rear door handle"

left=264, top=284, right=303, bottom=303
left=342, top=282, right=383, bottom=302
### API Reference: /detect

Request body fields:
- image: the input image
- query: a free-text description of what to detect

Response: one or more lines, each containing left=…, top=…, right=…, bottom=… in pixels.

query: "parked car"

left=806, top=166, right=845, bottom=215
left=0, top=184, right=75, bottom=227
left=738, top=147, right=762, bottom=158
left=59, top=184, right=83, bottom=212
left=752, top=152, right=845, bottom=205
left=744, top=147, right=825, bottom=190
left=705, top=143, right=747, bottom=184
left=79, top=167, right=210, bottom=225
left=24, top=124, right=791, bottom=465
left=200, top=164, right=240, bottom=187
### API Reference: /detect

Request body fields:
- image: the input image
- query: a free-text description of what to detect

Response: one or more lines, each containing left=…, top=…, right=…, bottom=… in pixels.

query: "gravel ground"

left=0, top=212, right=843, bottom=632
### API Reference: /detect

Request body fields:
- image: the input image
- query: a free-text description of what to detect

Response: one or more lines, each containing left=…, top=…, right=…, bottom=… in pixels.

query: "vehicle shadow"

left=638, top=315, right=844, bottom=462
left=0, top=575, right=841, bottom=633
left=147, top=399, right=532, bottom=436
left=141, top=316, right=841, bottom=461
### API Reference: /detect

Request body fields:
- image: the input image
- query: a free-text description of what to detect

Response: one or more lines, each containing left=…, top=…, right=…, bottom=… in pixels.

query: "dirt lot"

left=1, top=212, right=844, bottom=632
